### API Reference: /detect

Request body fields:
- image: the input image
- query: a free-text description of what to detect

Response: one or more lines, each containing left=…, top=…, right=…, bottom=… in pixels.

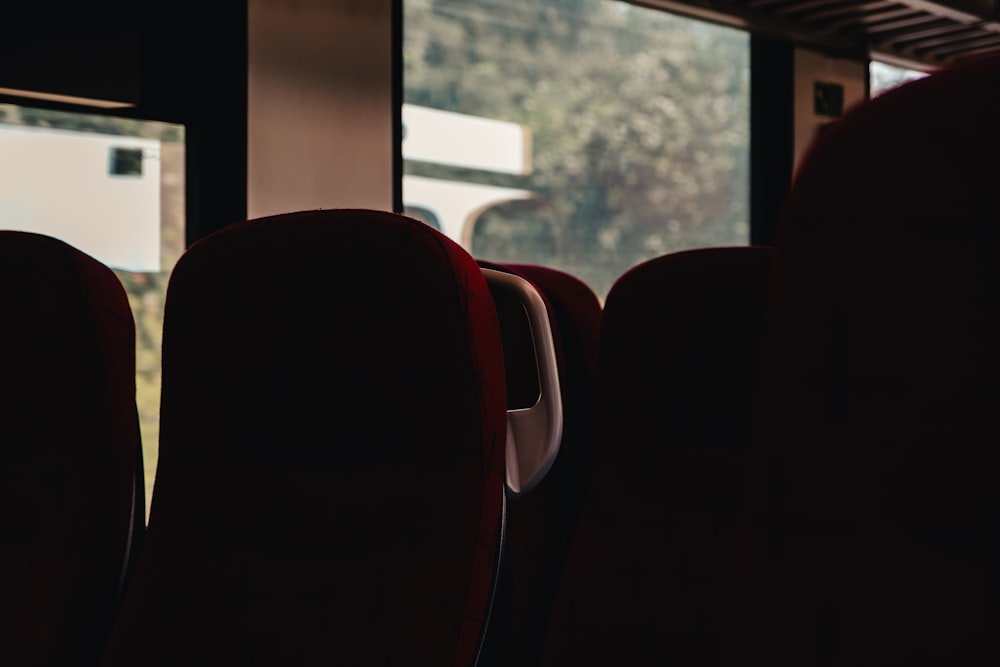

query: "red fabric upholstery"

left=476, top=262, right=602, bottom=667
left=724, top=55, right=1000, bottom=666
left=0, top=231, right=141, bottom=666
left=102, top=209, right=507, bottom=666
left=541, top=246, right=773, bottom=666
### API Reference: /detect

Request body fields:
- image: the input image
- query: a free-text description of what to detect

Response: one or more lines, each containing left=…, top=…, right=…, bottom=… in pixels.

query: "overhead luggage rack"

left=647, top=0, right=1000, bottom=66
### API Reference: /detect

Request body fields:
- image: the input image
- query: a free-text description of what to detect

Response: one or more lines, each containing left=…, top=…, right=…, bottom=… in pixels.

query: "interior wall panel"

left=248, top=0, right=395, bottom=218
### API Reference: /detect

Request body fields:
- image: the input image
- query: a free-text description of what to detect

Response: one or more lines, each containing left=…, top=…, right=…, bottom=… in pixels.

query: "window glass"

left=0, top=103, right=184, bottom=520
left=403, top=0, right=750, bottom=299
left=870, top=59, right=929, bottom=97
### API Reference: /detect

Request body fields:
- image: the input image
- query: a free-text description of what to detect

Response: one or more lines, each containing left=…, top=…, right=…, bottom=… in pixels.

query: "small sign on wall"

left=814, top=81, right=844, bottom=117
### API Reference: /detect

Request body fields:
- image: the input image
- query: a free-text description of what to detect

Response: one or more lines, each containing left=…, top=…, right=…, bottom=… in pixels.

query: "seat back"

left=542, top=246, right=773, bottom=666
left=724, top=54, right=1000, bottom=666
left=0, top=231, right=142, bottom=667
left=102, top=209, right=508, bottom=666
left=477, top=261, right=601, bottom=667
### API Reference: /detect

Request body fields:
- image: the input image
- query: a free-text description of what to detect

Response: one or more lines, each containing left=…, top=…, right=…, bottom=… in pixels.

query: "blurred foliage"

left=404, top=0, right=750, bottom=297
left=2, top=103, right=183, bottom=142
left=113, top=270, right=171, bottom=518
left=472, top=198, right=560, bottom=264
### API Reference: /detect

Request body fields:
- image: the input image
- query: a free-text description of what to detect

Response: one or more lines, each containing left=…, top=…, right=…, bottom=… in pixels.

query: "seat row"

left=0, top=210, right=771, bottom=666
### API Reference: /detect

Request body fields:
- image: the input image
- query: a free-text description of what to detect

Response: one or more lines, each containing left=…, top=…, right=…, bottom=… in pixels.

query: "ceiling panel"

left=644, top=0, right=1000, bottom=68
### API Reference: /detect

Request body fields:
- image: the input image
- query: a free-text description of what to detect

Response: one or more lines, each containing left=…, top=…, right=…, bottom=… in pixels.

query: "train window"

left=870, top=59, right=929, bottom=97
left=403, top=204, right=443, bottom=230
left=403, top=0, right=750, bottom=299
left=471, top=198, right=559, bottom=264
left=109, top=146, right=145, bottom=176
left=0, top=103, right=184, bottom=520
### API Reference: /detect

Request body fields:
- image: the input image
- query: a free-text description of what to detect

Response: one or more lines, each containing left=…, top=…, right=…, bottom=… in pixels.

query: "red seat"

left=541, top=246, right=773, bottom=666
left=724, top=54, right=1000, bottom=666
left=0, top=231, right=143, bottom=666
left=476, top=262, right=602, bottom=667
left=102, top=209, right=508, bottom=666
